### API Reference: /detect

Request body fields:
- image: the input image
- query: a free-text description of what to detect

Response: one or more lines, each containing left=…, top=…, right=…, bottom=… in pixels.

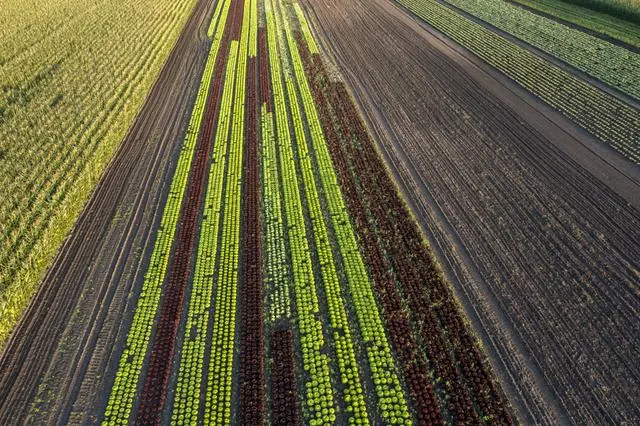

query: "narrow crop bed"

left=442, top=0, right=640, bottom=100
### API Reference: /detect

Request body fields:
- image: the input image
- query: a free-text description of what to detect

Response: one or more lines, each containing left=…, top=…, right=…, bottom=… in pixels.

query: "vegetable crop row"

left=261, top=104, right=291, bottom=322
left=203, top=30, right=245, bottom=425
left=279, top=1, right=413, bottom=423
left=269, top=328, right=300, bottom=425
left=238, top=0, right=265, bottom=418
left=169, top=0, right=236, bottom=423
left=260, top=26, right=291, bottom=323
left=264, top=0, right=336, bottom=422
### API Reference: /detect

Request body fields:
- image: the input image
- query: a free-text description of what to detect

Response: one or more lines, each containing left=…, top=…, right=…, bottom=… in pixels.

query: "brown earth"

left=0, top=0, right=215, bottom=423
left=300, top=0, right=640, bottom=424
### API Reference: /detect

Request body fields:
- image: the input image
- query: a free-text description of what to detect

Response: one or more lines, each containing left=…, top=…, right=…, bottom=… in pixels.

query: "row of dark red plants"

left=269, top=329, right=300, bottom=425
left=133, top=1, right=243, bottom=424
left=237, top=55, right=265, bottom=424
left=295, top=32, right=512, bottom=425
left=258, top=29, right=272, bottom=113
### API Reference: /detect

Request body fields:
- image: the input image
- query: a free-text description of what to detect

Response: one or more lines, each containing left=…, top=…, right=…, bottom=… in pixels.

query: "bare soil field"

left=0, top=0, right=215, bottom=422
left=300, top=0, right=640, bottom=423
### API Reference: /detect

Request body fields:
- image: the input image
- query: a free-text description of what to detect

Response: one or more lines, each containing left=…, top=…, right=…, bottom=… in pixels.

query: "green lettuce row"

left=265, top=0, right=336, bottom=421
left=170, top=0, right=235, bottom=423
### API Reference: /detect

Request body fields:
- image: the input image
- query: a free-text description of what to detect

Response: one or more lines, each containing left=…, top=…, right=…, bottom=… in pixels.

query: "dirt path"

left=0, top=0, right=215, bottom=423
left=300, top=0, right=640, bottom=424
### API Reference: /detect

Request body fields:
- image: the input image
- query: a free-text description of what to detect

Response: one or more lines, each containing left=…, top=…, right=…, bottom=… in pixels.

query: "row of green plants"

left=204, top=40, right=244, bottom=424
left=259, top=21, right=292, bottom=324
left=249, top=0, right=259, bottom=57
left=207, top=0, right=227, bottom=38
left=509, top=0, right=640, bottom=48
left=261, top=106, right=292, bottom=322
left=286, top=62, right=370, bottom=423
left=265, top=1, right=337, bottom=422
left=169, top=0, right=234, bottom=423
left=293, top=3, right=319, bottom=55
left=397, top=0, right=640, bottom=164
left=0, top=0, right=198, bottom=349
left=204, top=0, right=257, bottom=417
left=444, top=0, right=640, bottom=100
left=281, top=1, right=413, bottom=423
left=102, top=4, right=225, bottom=422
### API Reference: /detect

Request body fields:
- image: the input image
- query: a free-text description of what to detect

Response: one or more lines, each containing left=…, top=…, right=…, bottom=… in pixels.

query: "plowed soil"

left=300, top=0, right=640, bottom=424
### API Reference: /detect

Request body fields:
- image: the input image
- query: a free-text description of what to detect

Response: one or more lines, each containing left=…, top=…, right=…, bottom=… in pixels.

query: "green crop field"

left=0, top=0, right=198, bottom=348
left=511, top=0, right=640, bottom=47
left=556, top=0, right=640, bottom=23
left=444, top=0, right=640, bottom=100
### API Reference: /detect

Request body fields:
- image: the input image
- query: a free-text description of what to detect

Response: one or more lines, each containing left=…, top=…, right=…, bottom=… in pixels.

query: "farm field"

left=100, top=0, right=512, bottom=423
left=507, top=0, right=640, bottom=48
left=555, top=0, right=640, bottom=23
left=440, top=0, right=640, bottom=100
left=1, top=0, right=513, bottom=423
left=396, top=0, right=640, bottom=164
left=0, top=0, right=639, bottom=424
left=0, top=0, right=200, bottom=348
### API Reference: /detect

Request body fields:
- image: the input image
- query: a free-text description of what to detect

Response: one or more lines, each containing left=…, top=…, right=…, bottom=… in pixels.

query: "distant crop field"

left=554, top=0, right=640, bottom=23
left=0, top=0, right=198, bottom=347
left=445, top=0, right=640, bottom=100
left=398, top=0, right=640, bottom=163
left=511, top=0, right=640, bottom=47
